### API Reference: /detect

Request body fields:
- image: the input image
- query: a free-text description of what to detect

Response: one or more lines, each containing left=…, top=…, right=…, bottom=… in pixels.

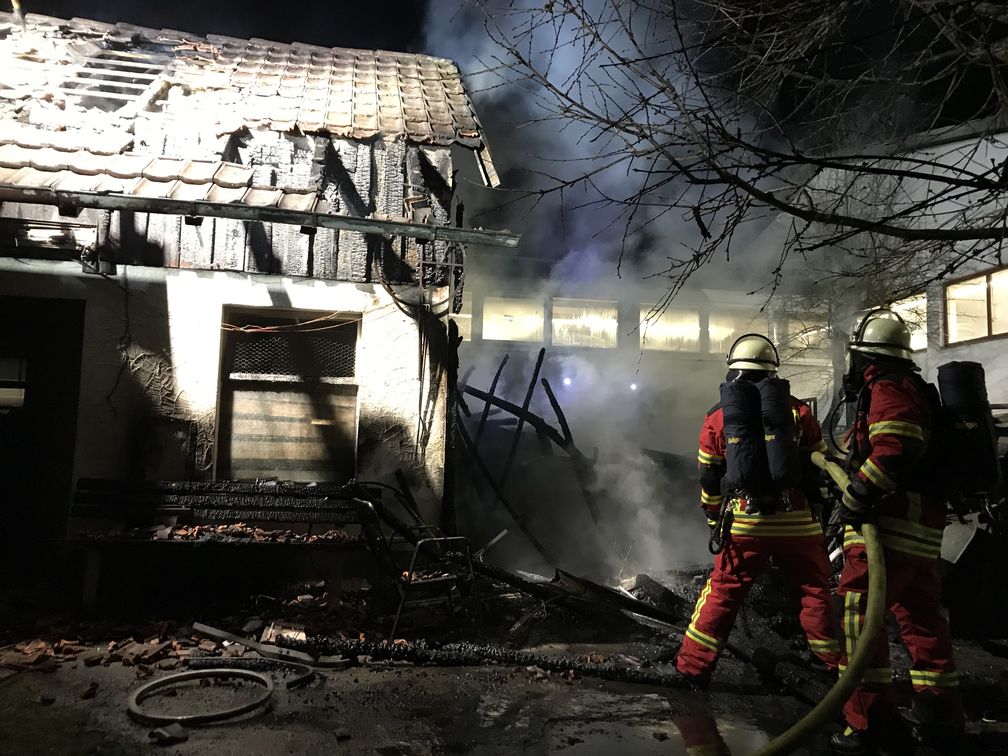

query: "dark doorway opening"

left=0, top=296, right=85, bottom=540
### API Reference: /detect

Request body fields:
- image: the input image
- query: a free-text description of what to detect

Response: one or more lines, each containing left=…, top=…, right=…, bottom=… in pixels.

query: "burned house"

left=0, top=12, right=516, bottom=539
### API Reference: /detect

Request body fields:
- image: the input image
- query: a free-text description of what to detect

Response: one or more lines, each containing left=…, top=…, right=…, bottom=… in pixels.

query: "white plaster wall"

left=0, top=258, right=447, bottom=517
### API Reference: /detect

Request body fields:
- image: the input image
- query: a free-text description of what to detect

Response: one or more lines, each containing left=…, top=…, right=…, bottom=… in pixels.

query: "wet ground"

left=7, top=634, right=1008, bottom=754
left=0, top=649, right=800, bottom=755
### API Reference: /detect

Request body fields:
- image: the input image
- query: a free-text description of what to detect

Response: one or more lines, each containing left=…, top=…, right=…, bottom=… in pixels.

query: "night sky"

left=16, top=0, right=429, bottom=52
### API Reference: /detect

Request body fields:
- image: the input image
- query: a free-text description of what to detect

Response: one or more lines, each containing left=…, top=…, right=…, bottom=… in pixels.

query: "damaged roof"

left=0, top=12, right=486, bottom=148
left=0, top=11, right=516, bottom=259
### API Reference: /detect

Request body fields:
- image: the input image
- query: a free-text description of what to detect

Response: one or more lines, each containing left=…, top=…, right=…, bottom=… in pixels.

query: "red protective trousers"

left=838, top=540, right=962, bottom=732
left=676, top=528, right=841, bottom=679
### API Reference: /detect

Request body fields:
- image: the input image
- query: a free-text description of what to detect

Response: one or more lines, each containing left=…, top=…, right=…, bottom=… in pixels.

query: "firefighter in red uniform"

left=832, top=310, right=963, bottom=754
left=675, top=334, right=840, bottom=685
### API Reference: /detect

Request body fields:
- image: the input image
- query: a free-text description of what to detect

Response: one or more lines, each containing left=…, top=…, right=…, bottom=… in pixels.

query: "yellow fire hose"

left=753, top=451, right=887, bottom=756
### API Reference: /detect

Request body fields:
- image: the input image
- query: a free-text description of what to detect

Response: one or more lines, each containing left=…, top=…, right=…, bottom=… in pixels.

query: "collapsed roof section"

left=0, top=12, right=498, bottom=173
left=0, top=12, right=515, bottom=284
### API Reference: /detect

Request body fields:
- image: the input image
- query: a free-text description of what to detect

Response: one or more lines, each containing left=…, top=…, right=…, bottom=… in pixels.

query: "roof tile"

left=242, top=187, right=283, bottom=207
left=106, top=153, right=154, bottom=179
left=169, top=180, right=211, bottom=201
left=206, top=184, right=247, bottom=203
left=278, top=190, right=318, bottom=213
left=65, top=151, right=107, bottom=176
left=213, top=163, right=253, bottom=189
left=179, top=160, right=219, bottom=184
left=142, top=157, right=186, bottom=181
left=132, top=177, right=177, bottom=198
left=0, top=143, right=36, bottom=169
left=93, top=174, right=138, bottom=194
left=52, top=171, right=105, bottom=192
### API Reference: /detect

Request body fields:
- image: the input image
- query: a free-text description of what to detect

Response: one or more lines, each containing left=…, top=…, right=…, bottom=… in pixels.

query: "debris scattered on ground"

left=78, top=523, right=357, bottom=545
left=148, top=723, right=189, bottom=745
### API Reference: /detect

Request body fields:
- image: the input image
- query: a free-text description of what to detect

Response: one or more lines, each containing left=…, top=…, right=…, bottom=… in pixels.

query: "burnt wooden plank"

left=244, top=221, right=277, bottom=274
left=179, top=216, right=215, bottom=269
left=269, top=221, right=309, bottom=277
left=213, top=217, right=246, bottom=271
left=312, top=226, right=339, bottom=279
left=145, top=213, right=182, bottom=268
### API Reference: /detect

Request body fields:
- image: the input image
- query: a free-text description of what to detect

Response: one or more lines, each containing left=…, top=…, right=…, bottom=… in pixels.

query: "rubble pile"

left=76, top=523, right=358, bottom=545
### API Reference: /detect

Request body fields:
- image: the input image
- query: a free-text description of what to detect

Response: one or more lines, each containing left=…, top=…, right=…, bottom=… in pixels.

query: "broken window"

left=551, top=298, right=618, bottom=348
left=0, top=357, right=26, bottom=411
left=889, top=294, right=928, bottom=351
left=482, top=297, right=544, bottom=342
left=708, top=312, right=768, bottom=355
left=216, top=309, right=358, bottom=483
left=639, top=305, right=700, bottom=352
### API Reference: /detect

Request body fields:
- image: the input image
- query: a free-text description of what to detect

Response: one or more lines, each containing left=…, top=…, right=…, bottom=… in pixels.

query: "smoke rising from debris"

left=423, top=2, right=739, bottom=573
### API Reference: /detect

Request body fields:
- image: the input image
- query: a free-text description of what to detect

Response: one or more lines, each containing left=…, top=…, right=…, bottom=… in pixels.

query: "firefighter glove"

left=839, top=479, right=876, bottom=526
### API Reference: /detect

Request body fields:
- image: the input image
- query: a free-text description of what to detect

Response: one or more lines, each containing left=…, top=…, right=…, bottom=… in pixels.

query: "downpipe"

left=754, top=451, right=887, bottom=755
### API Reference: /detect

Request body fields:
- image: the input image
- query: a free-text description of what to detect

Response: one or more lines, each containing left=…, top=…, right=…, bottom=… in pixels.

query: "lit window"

left=709, top=312, right=768, bottom=355
left=482, top=297, right=544, bottom=342
left=0, top=357, right=26, bottom=410
left=890, top=295, right=928, bottom=351
left=639, top=305, right=700, bottom=351
left=552, top=298, right=618, bottom=348
left=946, top=275, right=991, bottom=343
left=992, top=269, right=1008, bottom=337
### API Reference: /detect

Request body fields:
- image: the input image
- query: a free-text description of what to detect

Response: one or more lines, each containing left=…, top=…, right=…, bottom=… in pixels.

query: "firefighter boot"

left=902, top=696, right=965, bottom=752
left=830, top=727, right=870, bottom=756
left=831, top=718, right=916, bottom=756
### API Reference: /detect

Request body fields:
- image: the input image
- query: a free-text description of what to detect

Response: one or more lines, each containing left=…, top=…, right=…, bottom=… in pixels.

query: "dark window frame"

left=943, top=264, right=1008, bottom=346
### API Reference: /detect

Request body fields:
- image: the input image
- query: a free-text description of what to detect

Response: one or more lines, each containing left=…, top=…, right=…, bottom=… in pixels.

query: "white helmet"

left=850, top=309, right=913, bottom=361
left=726, top=333, right=779, bottom=373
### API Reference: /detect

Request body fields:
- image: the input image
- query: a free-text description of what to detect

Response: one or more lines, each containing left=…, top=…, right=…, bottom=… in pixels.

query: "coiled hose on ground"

left=754, top=451, right=887, bottom=755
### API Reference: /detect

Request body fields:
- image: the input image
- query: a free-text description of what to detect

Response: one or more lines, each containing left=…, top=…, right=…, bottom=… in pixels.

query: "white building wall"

left=0, top=258, right=447, bottom=521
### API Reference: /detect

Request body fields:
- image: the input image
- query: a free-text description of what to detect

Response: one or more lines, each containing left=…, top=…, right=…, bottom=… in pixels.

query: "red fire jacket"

left=698, top=396, right=826, bottom=537
left=846, top=364, right=945, bottom=559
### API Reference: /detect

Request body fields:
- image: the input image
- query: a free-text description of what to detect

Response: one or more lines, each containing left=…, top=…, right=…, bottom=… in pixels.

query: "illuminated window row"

left=461, top=297, right=776, bottom=352
left=945, top=269, right=1008, bottom=344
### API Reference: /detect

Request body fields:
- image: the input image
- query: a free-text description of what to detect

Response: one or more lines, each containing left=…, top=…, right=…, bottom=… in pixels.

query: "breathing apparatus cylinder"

left=720, top=378, right=771, bottom=512
left=937, top=361, right=1002, bottom=496
left=759, top=376, right=801, bottom=490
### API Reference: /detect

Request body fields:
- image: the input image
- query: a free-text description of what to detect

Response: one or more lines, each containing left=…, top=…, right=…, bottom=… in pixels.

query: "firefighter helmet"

left=726, top=333, right=779, bottom=373
left=850, top=308, right=913, bottom=361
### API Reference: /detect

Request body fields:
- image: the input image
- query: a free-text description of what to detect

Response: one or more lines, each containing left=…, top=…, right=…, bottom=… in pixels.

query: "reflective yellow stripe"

left=691, top=579, right=712, bottom=627
left=686, top=625, right=723, bottom=652
left=868, top=421, right=925, bottom=442
left=839, top=664, right=892, bottom=684
left=731, top=511, right=815, bottom=522
left=808, top=637, right=840, bottom=652
left=730, top=523, right=823, bottom=538
left=843, top=592, right=862, bottom=660
left=879, top=533, right=942, bottom=559
left=876, top=516, right=943, bottom=546
left=909, top=669, right=960, bottom=687
left=698, top=449, right=724, bottom=465
left=810, top=439, right=828, bottom=452
left=844, top=527, right=866, bottom=547
left=700, top=490, right=723, bottom=505
left=860, top=458, right=896, bottom=490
